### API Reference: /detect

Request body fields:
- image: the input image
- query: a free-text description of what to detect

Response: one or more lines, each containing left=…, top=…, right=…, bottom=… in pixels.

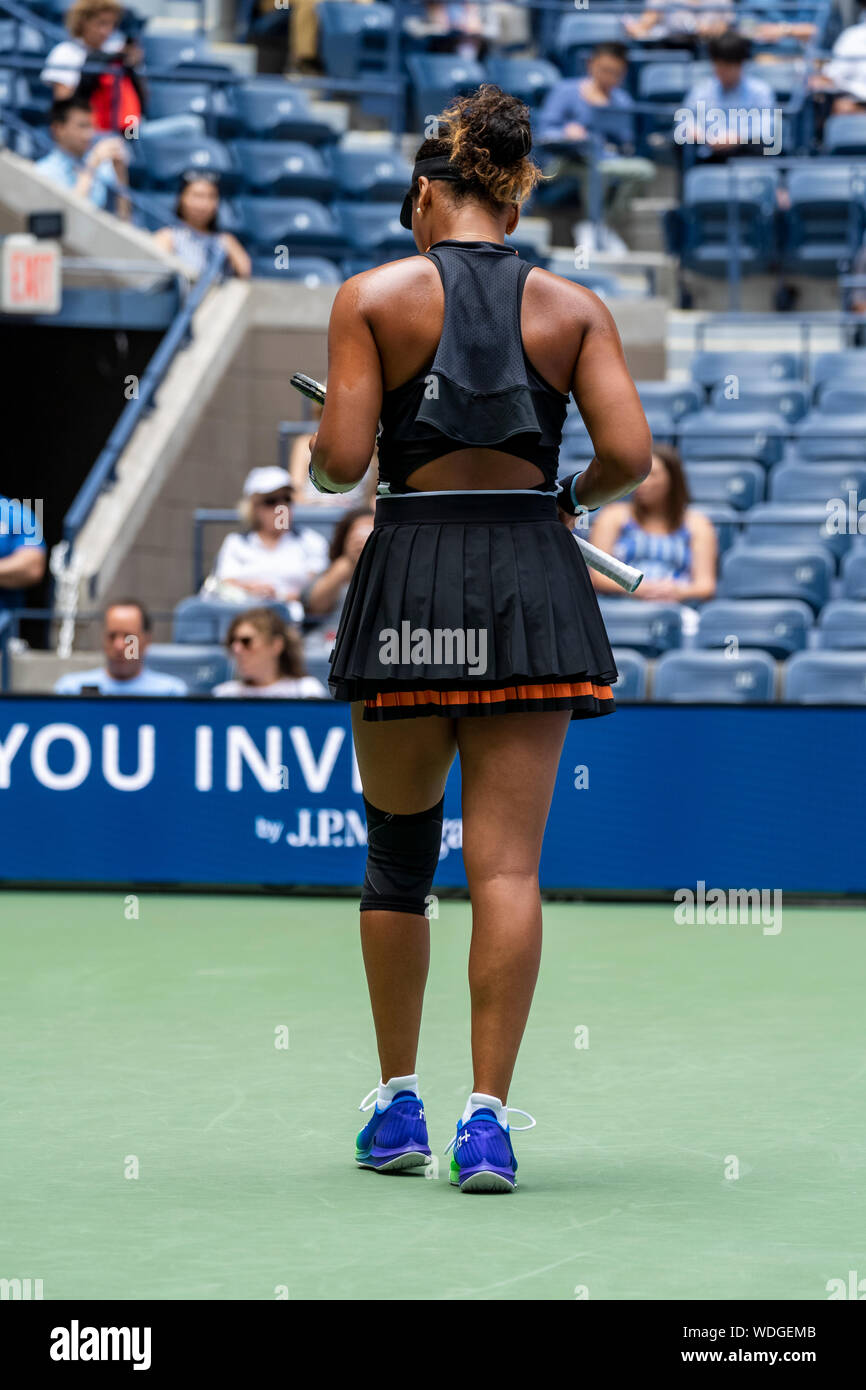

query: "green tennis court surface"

left=3, top=892, right=864, bottom=1301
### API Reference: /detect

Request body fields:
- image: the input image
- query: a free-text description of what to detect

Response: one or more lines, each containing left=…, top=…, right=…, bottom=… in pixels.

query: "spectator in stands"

left=682, top=32, right=777, bottom=161
left=587, top=444, right=718, bottom=613
left=152, top=173, right=251, bottom=279
left=288, top=400, right=378, bottom=506
left=0, top=496, right=47, bottom=617
left=536, top=43, right=655, bottom=245
left=54, top=599, right=188, bottom=695
left=625, top=0, right=733, bottom=49
left=213, top=608, right=327, bottom=697
left=35, top=98, right=129, bottom=216
left=302, top=507, right=375, bottom=638
left=207, top=467, right=329, bottom=608
left=812, top=1, right=866, bottom=112
left=41, top=0, right=142, bottom=136
left=41, top=0, right=202, bottom=141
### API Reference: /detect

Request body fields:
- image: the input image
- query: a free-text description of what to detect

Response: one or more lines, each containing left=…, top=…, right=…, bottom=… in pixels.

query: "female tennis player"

left=308, top=85, right=652, bottom=1192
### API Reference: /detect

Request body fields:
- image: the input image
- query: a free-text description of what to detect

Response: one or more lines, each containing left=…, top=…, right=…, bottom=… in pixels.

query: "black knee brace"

left=360, top=795, right=444, bottom=916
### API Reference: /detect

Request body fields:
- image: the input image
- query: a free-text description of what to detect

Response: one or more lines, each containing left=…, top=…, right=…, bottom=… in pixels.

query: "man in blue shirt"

left=0, top=496, right=47, bottom=616
left=55, top=599, right=187, bottom=695
left=35, top=96, right=129, bottom=215
left=681, top=31, right=779, bottom=159
left=537, top=43, right=655, bottom=245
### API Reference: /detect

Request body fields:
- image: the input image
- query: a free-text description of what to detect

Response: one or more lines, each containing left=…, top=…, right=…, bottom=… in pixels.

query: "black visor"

left=399, top=154, right=464, bottom=229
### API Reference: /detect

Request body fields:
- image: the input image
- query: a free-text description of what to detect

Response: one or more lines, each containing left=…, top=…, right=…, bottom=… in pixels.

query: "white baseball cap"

left=242, top=466, right=294, bottom=497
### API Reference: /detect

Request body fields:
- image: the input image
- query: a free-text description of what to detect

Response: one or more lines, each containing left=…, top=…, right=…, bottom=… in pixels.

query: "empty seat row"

left=666, top=165, right=866, bottom=277
left=602, top=593, right=866, bottom=659
left=129, top=134, right=407, bottom=195
left=613, top=648, right=866, bottom=703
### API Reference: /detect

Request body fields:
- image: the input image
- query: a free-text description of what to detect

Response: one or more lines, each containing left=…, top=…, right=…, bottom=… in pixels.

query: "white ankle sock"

left=377, top=1074, right=419, bottom=1110
left=462, top=1092, right=507, bottom=1128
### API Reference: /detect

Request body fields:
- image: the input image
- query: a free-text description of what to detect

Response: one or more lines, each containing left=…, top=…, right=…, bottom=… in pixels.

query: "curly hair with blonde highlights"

left=412, top=84, right=544, bottom=217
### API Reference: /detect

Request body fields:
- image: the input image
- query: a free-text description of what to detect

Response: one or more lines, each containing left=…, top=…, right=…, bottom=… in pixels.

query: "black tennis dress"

left=328, top=238, right=618, bottom=720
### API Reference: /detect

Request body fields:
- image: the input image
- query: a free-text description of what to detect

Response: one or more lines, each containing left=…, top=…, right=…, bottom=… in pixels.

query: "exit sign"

left=1, top=235, right=61, bottom=314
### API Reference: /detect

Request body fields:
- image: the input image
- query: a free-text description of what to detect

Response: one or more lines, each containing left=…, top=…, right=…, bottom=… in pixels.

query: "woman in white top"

left=213, top=607, right=327, bottom=698
left=209, top=466, right=329, bottom=606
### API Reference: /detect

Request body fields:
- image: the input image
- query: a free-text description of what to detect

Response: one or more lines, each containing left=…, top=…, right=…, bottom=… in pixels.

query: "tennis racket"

left=290, top=372, right=643, bottom=593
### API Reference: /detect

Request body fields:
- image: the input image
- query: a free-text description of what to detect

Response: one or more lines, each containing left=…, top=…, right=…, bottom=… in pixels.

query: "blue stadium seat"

left=611, top=648, right=648, bottom=702
left=685, top=462, right=765, bottom=511
left=783, top=651, right=866, bottom=703
left=252, top=254, right=343, bottom=283
left=597, top=600, right=683, bottom=657
left=0, top=19, right=46, bottom=54
left=813, top=386, right=866, bottom=418
left=485, top=57, right=561, bottom=108
left=551, top=14, right=626, bottom=76
left=782, top=167, right=866, bottom=276
left=842, top=548, right=866, bottom=599
left=317, top=2, right=392, bottom=79
left=328, top=146, right=412, bottom=200
left=653, top=650, right=777, bottom=703
left=129, top=135, right=238, bottom=192
left=811, top=350, right=866, bottom=395
left=141, top=34, right=231, bottom=73
left=234, top=141, right=336, bottom=197
left=708, top=381, right=809, bottom=422
left=676, top=167, right=778, bottom=277
left=796, top=414, right=866, bottom=461
left=145, top=81, right=212, bottom=123
left=332, top=200, right=414, bottom=255
left=741, top=502, right=848, bottom=565
left=173, top=597, right=296, bottom=644
left=678, top=410, right=785, bottom=464
left=146, top=644, right=232, bottom=692
left=691, top=350, right=802, bottom=390
left=637, top=382, right=702, bottom=421
left=236, top=196, right=345, bottom=254
left=769, top=462, right=866, bottom=503
left=637, top=61, right=693, bottom=104
left=816, top=600, right=866, bottom=649
left=823, top=114, right=866, bottom=157
left=718, top=545, right=833, bottom=610
left=405, top=55, right=485, bottom=128
left=221, top=82, right=337, bottom=143
left=695, top=599, right=813, bottom=659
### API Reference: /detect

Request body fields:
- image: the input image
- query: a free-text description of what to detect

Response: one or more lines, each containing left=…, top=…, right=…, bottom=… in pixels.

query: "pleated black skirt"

left=328, top=491, right=618, bottom=721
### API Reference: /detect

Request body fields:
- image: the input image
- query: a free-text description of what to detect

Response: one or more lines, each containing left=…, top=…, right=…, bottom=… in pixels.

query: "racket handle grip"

left=576, top=535, right=643, bottom=593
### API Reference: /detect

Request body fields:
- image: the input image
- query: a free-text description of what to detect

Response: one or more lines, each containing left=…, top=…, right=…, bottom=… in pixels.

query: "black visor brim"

left=399, top=189, right=413, bottom=230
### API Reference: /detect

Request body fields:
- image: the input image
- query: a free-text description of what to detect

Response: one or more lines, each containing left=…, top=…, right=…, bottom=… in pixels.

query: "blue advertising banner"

left=0, top=697, right=863, bottom=893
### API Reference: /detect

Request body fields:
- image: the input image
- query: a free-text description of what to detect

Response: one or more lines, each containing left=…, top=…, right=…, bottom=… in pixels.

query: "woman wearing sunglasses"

left=213, top=608, right=326, bottom=698
left=207, top=466, right=329, bottom=614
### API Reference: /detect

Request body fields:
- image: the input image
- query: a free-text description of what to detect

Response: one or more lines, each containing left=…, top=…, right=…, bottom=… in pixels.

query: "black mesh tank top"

left=376, top=240, right=570, bottom=493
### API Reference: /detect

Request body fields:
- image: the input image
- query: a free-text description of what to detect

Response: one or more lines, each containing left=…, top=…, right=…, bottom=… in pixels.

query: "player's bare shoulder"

left=524, top=262, right=611, bottom=336
left=343, top=254, right=439, bottom=327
